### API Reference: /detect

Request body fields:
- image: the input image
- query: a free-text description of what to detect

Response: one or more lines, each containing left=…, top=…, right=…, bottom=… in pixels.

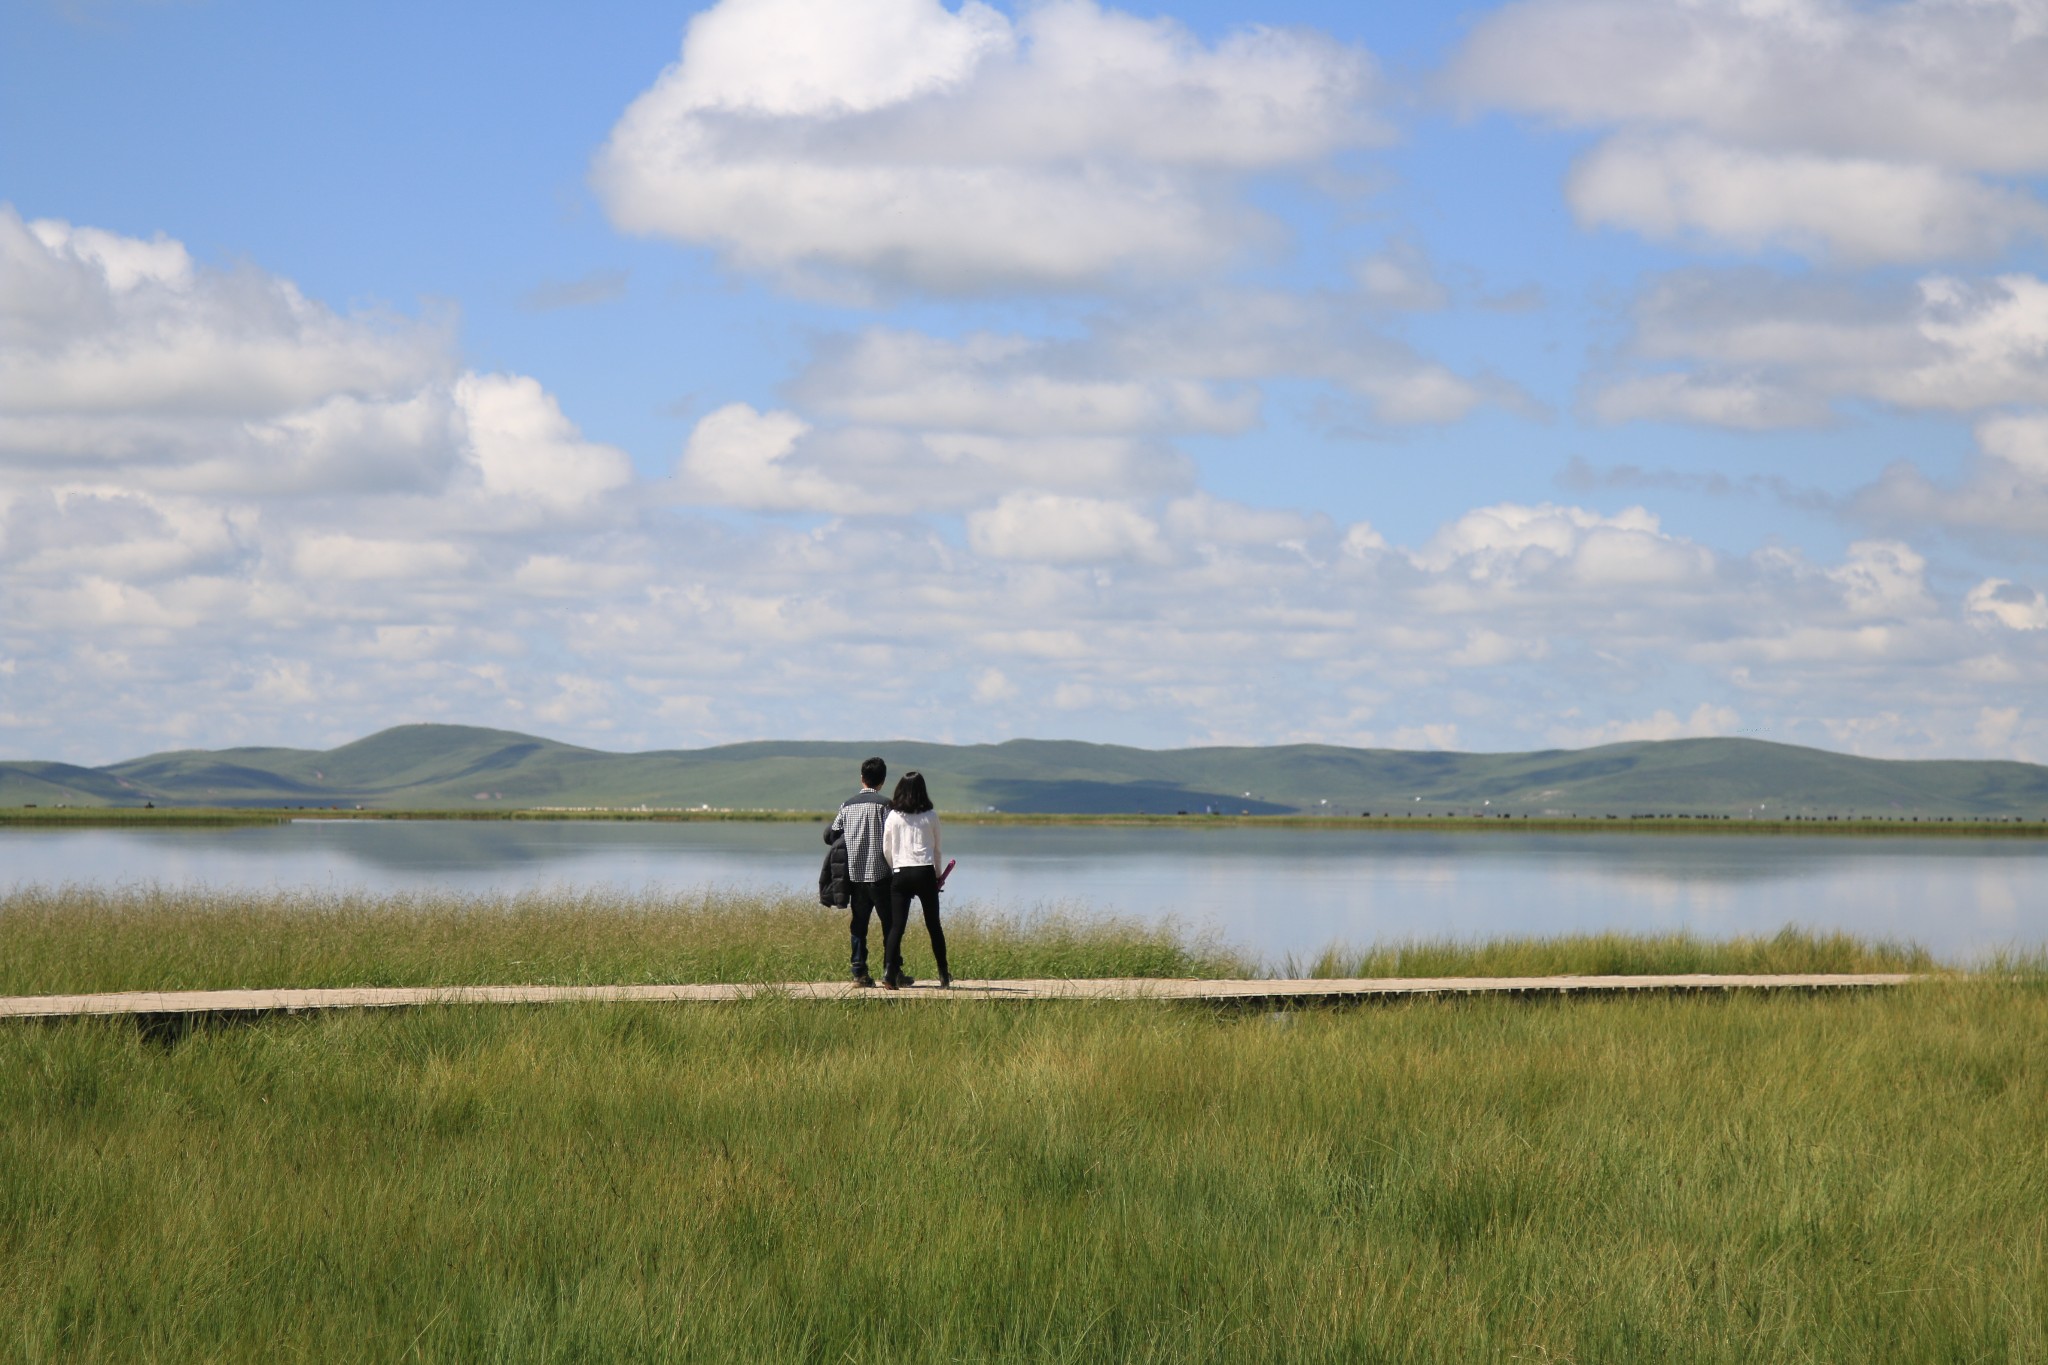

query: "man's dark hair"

left=891, top=771, right=934, bottom=814
left=860, top=756, right=887, bottom=789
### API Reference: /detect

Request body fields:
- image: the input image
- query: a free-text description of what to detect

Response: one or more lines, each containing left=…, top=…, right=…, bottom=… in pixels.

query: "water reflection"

left=3, top=821, right=2042, bottom=963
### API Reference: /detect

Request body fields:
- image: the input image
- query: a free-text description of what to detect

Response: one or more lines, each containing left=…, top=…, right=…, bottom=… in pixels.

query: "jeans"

left=848, top=879, right=890, bottom=978
left=885, top=864, right=948, bottom=983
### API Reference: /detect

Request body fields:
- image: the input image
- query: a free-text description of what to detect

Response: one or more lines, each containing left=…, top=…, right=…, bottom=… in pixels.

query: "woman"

left=881, top=770, right=951, bottom=990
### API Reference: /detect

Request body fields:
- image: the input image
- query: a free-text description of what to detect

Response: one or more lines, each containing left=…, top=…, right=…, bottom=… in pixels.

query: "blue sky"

left=3, top=0, right=2047, bottom=763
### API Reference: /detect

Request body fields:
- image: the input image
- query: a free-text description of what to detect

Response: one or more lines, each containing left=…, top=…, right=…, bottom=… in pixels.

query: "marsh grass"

left=0, top=889, right=1953, bottom=998
left=1295, top=927, right=1940, bottom=979
left=0, top=885, right=1249, bottom=995
left=0, top=808, right=289, bottom=826
left=3, top=981, right=2044, bottom=1361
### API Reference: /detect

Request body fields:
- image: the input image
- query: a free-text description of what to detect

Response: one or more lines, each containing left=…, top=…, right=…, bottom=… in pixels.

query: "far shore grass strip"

left=0, top=886, right=1972, bottom=999
left=5, top=806, right=2048, bottom=835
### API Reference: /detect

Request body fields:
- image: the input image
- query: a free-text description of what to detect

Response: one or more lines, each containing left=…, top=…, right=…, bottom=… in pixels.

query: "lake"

left=4, top=820, right=2044, bottom=964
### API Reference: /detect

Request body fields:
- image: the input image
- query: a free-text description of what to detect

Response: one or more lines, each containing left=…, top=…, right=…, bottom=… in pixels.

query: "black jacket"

left=819, top=827, right=851, bottom=908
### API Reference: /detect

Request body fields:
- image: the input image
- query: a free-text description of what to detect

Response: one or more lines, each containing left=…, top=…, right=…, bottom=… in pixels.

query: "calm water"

left=4, top=821, right=2045, bottom=964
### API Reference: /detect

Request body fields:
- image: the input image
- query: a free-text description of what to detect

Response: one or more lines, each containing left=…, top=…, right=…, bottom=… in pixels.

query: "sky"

left=3, top=0, right=2047, bottom=765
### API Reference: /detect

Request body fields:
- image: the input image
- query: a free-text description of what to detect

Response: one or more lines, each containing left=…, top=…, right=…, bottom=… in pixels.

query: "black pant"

left=885, top=864, right=948, bottom=983
left=848, top=879, right=889, bottom=978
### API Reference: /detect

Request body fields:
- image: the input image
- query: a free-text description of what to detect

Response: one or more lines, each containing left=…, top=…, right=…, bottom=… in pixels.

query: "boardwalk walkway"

left=0, top=973, right=1916, bottom=1020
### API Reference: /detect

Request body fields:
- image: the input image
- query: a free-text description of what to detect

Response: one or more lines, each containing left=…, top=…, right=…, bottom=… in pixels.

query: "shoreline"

left=4, top=806, right=2047, bottom=836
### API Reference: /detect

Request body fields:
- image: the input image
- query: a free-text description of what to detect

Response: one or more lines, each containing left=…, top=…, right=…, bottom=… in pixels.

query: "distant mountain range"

left=5, top=724, right=2048, bottom=816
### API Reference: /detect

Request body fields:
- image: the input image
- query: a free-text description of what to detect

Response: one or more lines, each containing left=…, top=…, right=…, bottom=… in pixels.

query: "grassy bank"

left=0, top=887, right=1950, bottom=997
left=0, top=807, right=291, bottom=826
left=4, top=979, right=2043, bottom=1361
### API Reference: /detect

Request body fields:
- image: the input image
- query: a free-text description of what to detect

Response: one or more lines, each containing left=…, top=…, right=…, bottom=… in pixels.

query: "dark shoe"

left=939, top=973, right=953, bottom=989
left=853, top=975, right=876, bottom=989
left=880, top=977, right=901, bottom=991
left=895, top=973, right=916, bottom=988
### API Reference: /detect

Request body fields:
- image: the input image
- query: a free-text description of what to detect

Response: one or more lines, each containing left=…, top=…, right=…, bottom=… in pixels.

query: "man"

left=826, top=756, right=899, bottom=988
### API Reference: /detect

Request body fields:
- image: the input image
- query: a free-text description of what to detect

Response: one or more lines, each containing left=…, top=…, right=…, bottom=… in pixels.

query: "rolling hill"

left=4, top=724, right=2048, bottom=816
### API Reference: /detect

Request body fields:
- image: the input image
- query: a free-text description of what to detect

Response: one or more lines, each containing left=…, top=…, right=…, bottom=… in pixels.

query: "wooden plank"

left=0, top=973, right=1919, bottom=1020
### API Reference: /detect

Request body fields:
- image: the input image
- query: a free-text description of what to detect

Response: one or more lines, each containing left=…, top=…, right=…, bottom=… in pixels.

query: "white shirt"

left=883, top=809, right=940, bottom=869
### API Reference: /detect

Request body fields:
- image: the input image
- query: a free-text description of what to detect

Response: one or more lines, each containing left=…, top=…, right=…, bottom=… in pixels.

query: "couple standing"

left=824, top=758, right=952, bottom=990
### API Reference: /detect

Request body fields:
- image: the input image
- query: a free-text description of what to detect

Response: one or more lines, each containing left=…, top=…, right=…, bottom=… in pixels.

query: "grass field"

left=5, top=975, right=2043, bottom=1361
left=0, top=887, right=1949, bottom=997
left=5, top=892, right=2040, bottom=1360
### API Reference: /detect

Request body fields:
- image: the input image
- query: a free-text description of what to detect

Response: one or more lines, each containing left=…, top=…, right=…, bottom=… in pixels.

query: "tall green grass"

left=0, top=888, right=1947, bottom=997
left=1296, top=927, right=1938, bottom=978
left=0, top=886, right=1247, bottom=995
left=0, top=808, right=289, bottom=826
left=3, top=982, right=2043, bottom=1361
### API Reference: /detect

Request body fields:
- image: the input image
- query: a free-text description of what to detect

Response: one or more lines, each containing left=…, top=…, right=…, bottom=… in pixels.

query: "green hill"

left=4, top=724, right=2047, bottom=816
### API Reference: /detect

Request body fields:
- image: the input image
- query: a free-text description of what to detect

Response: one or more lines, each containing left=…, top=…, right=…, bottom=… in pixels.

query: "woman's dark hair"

left=891, top=771, right=934, bottom=814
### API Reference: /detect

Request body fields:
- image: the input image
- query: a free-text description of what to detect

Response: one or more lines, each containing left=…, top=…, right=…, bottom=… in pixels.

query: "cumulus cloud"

left=1590, top=270, right=2048, bottom=428
left=0, top=211, right=449, bottom=425
left=673, top=403, right=861, bottom=513
left=1450, top=0, right=2048, bottom=264
left=1411, top=502, right=1714, bottom=589
left=791, top=328, right=1257, bottom=436
left=292, top=534, right=472, bottom=583
left=1452, top=0, right=2048, bottom=171
left=1828, top=541, right=1936, bottom=618
left=671, top=286, right=1517, bottom=518
left=672, top=399, right=1194, bottom=515
left=456, top=374, right=633, bottom=511
left=8, top=213, right=2048, bottom=765
left=1568, top=134, right=2048, bottom=264
left=967, top=493, right=1166, bottom=563
left=1853, top=411, right=2048, bottom=541
left=0, top=207, right=632, bottom=519
left=594, top=0, right=1381, bottom=293
left=1966, top=578, right=2048, bottom=631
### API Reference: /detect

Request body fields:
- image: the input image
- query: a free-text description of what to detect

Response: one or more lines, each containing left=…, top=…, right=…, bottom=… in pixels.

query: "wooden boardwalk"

left=0, top=973, right=1917, bottom=1020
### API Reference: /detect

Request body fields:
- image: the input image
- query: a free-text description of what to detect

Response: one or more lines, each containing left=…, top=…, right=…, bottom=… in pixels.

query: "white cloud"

left=793, top=328, right=1256, bottom=436
left=1549, top=702, right=1742, bottom=748
left=454, top=374, right=633, bottom=511
left=9, top=214, right=2048, bottom=765
left=512, top=554, right=650, bottom=597
left=594, top=0, right=1380, bottom=293
left=779, top=296, right=1519, bottom=496
left=292, top=534, right=472, bottom=582
left=1352, top=241, right=1447, bottom=311
left=1827, top=541, right=1935, bottom=619
left=967, top=493, right=1165, bottom=563
left=1569, top=134, right=2048, bottom=265
left=1966, top=578, right=2048, bottom=630
left=1411, top=502, right=1712, bottom=589
left=1591, top=271, right=2048, bottom=427
left=0, top=207, right=630, bottom=524
left=1452, top=0, right=2048, bottom=172
left=1163, top=493, right=1319, bottom=548
left=0, top=209, right=449, bottom=422
left=971, top=667, right=1019, bottom=702
left=1853, top=411, right=2048, bottom=540
left=1979, top=411, right=2048, bottom=478
left=1451, top=0, right=2048, bottom=263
